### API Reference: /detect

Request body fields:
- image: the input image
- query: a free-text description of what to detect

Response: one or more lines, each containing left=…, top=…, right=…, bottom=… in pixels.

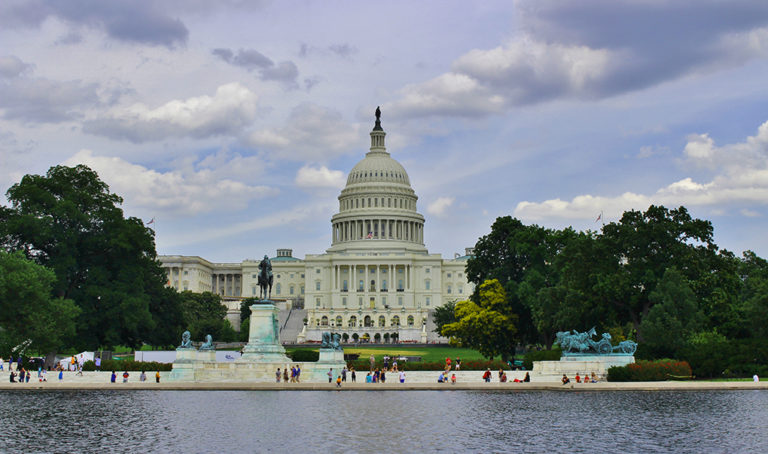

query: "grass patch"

left=286, top=346, right=497, bottom=363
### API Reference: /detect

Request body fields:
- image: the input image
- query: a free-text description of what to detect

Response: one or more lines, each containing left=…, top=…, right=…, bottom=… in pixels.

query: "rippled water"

left=1, top=390, right=767, bottom=453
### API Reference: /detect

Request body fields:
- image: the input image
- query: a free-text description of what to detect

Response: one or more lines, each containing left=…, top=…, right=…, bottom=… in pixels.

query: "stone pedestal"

left=168, top=348, right=197, bottom=381
left=532, top=355, right=635, bottom=382
left=238, top=303, right=291, bottom=363
left=318, top=348, right=344, bottom=363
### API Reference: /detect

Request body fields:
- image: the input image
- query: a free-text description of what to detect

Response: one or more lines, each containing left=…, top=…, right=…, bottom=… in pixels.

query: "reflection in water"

left=2, top=390, right=767, bottom=453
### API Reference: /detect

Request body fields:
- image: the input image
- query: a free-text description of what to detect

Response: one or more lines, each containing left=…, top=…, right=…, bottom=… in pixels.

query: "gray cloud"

left=390, top=0, right=768, bottom=118
left=0, top=56, right=100, bottom=123
left=0, top=0, right=188, bottom=47
left=0, top=56, right=33, bottom=78
left=83, top=82, right=258, bottom=143
left=212, top=47, right=298, bottom=87
left=299, top=42, right=358, bottom=59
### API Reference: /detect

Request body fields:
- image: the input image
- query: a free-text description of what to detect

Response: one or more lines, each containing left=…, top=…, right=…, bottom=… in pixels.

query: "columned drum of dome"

left=328, top=114, right=426, bottom=253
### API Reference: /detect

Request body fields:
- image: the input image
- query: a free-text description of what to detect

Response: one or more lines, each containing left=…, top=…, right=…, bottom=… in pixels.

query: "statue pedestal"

left=196, top=350, right=216, bottom=362
left=169, top=348, right=197, bottom=381
left=318, top=348, right=344, bottom=363
left=238, top=303, right=291, bottom=363
left=533, top=355, right=635, bottom=382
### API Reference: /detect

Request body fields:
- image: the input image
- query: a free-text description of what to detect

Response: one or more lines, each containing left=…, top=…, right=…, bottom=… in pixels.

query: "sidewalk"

left=0, top=370, right=765, bottom=391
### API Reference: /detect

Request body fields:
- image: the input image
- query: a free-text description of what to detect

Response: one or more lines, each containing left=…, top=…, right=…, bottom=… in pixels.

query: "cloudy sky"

left=2, top=0, right=768, bottom=262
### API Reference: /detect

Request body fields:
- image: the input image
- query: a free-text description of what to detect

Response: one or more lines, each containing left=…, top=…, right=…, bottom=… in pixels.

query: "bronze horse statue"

left=258, top=255, right=273, bottom=300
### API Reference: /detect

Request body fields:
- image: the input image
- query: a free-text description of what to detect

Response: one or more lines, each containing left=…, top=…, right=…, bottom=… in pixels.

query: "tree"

left=0, top=251, right=80, bottom=355
left=179, top=291, right=236, bottom=342
left=739, top=251, right=768, bottom=339
left=600, top=205, right=716, bottom=337
left=432, top=300, right=457, bottom=334
left=240, top=298, right=260, bottom=323
left=441, top=279, right=518, bottom=361
left=0, top=165, right=175, bottom=349
left=639, top=268, right=703, bottom=358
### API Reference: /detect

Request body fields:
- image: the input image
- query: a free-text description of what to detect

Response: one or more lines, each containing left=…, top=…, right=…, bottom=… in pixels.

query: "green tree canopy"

left=0, top=165, right=179, bottom=349
left=639, top=267, right=704, bottom=358
left=179, top=291, right=236, bottom=342
left=0, top=250, right=80, bottom=355
left=441, top=279, right=518, bottom=361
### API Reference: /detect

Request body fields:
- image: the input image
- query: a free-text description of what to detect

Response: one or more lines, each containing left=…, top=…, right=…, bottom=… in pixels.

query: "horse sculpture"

left=258, top=255, right=273, bottom=300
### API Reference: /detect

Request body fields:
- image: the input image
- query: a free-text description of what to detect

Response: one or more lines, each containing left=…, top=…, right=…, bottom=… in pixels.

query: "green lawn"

left=287, top=345, right=497, bottom=363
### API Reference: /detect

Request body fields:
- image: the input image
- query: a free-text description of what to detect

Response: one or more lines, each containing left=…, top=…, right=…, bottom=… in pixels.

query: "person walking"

left=0, top=356, right=4, bottom=371
left=276, top=368, right=281, bottom=383
left=140, top=371, right=147, bottom=382
left=328, top=368, right=333, bottom=383
left=351, top=367, right=356, bottom=382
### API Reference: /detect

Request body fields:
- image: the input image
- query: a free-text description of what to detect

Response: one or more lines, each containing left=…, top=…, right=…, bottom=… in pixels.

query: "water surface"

left=1, top=390, right=766, bottom=453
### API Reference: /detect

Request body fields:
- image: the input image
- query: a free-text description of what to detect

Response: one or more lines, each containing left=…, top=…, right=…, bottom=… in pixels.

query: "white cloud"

left=247, top=103, right=361, bottom=161
left=515, top=120, right=768, bottom=221
left=83, top=82, right=258, bottom=142
left=427, top=196, right=455, bottom=216
left=295, top=165, right=345, bottom=189
left=64, top=149, right=275, bottom=216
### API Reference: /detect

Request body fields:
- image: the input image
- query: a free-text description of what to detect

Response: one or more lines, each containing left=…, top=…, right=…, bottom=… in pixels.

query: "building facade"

left=160, top=114, right=474, bottom=342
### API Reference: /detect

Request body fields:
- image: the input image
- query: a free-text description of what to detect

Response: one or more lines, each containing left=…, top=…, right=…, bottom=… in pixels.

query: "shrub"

left=607, top=360, right=692, bottom=381
left=522, top=348, right=561, bottom=371
left=288, top=349, right=320, bottom=362
left=345, top=359, right=509, bottom=371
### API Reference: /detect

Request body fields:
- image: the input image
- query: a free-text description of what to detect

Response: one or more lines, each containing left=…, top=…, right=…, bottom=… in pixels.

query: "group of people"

left=478, top=368, right=531, bottom=383
left=275, top=365, right=303, bottom=383
left=562, top=372, right=599, bottom=385
left=109, top=370, right=161, bottom=383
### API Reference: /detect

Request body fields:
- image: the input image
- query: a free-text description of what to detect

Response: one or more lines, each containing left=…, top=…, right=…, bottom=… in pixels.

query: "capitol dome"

left=328, top=110, right=426, bottom=253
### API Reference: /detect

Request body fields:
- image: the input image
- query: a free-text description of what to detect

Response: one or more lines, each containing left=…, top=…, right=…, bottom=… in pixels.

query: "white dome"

left=346, top=151, right=411, bottom=187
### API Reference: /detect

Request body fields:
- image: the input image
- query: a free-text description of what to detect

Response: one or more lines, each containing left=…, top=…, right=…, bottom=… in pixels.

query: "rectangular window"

left=252, top=274, right=257, bottom=279
left=398, top=297, right=403, bottom=305
left=382, top=297, right=387, bottom=306
left=277, top=274, right=280, bottom=279
left=342, top=297, right=347, bottom=306
left=426, top=268, right=430, bottom=273
left=316, top=268, right=321, bottom=274
left=183, top=270, right=188, bottom=275
left=447, top=273, right=451, bottom=278
left=290, top=286, right=295, bottom=295
left=426, top=297, right=431, bottom=306
left=301, top=286, right=305, bottom=294
left=316, top=298, right=321, bottom=307
left=301, top=274, right=305, bottom=278
left=459, top=288, right=463, bottom=294
left=316, top=281, right=321, bottom=290
left=358, top=297, right=363, bottom=306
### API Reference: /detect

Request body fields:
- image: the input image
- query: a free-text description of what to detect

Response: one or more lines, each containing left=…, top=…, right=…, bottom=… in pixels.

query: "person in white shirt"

left=754, top=374, right=760, bottom=382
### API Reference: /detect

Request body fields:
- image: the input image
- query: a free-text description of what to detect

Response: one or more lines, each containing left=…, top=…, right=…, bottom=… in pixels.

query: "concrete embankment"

left=0, top=370, right=765, bottom=391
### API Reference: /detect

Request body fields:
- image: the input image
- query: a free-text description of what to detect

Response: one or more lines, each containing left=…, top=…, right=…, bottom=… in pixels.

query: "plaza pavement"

left=1, top=370, right=766, bottom=391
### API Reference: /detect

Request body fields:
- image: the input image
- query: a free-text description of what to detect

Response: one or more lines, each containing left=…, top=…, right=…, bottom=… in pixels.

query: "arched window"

left=370, top=279, right=376, bottom=292
left=348, top=316, right=357, bottom=327
left=378, top=315, right=386, bottom=327
left=391, top=315, right=400, bottom=326
left=335, top=316, right=342, bottom=327
left=321, top=316, right=329, bottom=326
left=364, top=315, right=373, bottom=327
left=407, top=315, right=415, bottom=326
left=289, top=285, right=295, bottom=295
left=275, top=283, right=281, bottom=294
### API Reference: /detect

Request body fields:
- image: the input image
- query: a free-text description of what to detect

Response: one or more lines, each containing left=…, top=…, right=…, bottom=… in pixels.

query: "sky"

left=2, top=0, right=768, bottom=262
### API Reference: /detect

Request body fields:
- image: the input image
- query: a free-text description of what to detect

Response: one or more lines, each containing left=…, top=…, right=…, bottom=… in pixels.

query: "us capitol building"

left=160, top=111, right=474, bottom=343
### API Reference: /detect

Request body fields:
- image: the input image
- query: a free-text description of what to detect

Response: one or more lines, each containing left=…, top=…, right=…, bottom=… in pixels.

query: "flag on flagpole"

left=595, top=212, right=602, bottom=223
left=147, top=218, right=155, bottom=225
left=366, top=231, right=373, bottom=239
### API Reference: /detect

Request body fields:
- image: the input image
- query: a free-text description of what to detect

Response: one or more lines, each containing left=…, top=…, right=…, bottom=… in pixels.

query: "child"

left=451, top=373, right=456, bottom=384
left=336, top=376, right=342, bottom=388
